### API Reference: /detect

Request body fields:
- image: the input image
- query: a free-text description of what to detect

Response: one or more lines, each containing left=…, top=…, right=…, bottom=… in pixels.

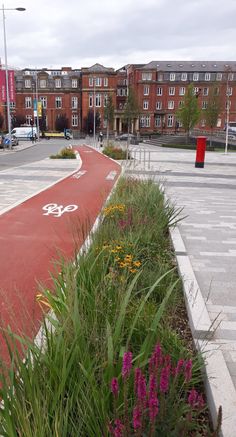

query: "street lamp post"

left=93, top=77, right=96, bottom=147
left=1, top=4, right=26, bottom=149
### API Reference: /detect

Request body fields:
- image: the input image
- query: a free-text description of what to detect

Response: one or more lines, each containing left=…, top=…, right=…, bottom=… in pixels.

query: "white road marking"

left=42, top=203, right=78, bottom=217
left=106, top=170, right=117, bottom=180
left=72, top=170, right=87, bottom=179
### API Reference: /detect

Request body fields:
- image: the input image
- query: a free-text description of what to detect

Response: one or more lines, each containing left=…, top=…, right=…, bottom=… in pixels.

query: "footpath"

left=126, top=145, right=236, bottom=436
left=0, top=143, right=121, bottom=365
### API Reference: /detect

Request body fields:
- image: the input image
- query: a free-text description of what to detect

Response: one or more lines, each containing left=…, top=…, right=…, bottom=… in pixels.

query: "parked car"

left=116, top=133, right=136, bottom=141
left=0, top=134, right=19, bottom=148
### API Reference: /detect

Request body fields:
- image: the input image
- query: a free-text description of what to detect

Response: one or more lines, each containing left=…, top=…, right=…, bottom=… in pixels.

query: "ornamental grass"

left=0, top=177, right=215, bottom=436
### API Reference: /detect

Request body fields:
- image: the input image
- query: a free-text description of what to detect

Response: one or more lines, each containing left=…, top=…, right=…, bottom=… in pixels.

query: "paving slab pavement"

left=125, top=145, right=236, bottom=436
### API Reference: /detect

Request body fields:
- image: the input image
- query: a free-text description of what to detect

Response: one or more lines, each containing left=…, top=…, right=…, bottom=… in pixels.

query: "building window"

left=156, top=101, right=162, bottom=110
left=179, top=100, right=184, bottom=107
left=193, top=73, right=199, bottom=81
left=179, top=87, right=185, bottom=96
left=157, top=87, right=163, bottom=96
left=202, top=101, right=208, bottom=109
left=193, top=87, right=199, bottom=95
left=40, top=96, right=47, bottom=108
left=143, top=100, right=149, bottom=110
left=72, top=114, right=78, bottom=127
left=95, top=93, right=101, bottom=107
left=181, top=73, right=187, bottom=81
left=140, top=115, right=150, bottom=127
left=170, top=73, right=175, bottom=81
left=55, top=78, right=61, bottom=88
left=25, top=79, right=31, bottom=88
left=205, top=73, right=211, bottom=81
left=217, top=118, right=221, bottom=127
left=168, top=101, right=174, bottom=109
left=55, top=96, right=62, bottom=108
left=26, top=115, right=32, bottom=125
left=203, top=87, right=209, bottom=96
left=157, top=73, right=163, bottom=82
left=10, top=102, right=15, bottom=109
left=104, top=77, right=108, bottom=87
left=169, top=87, right=175, bottom=95
left=227, top=87, right=233, bottom=96
left=167, top=115, right=174, bottom=127
left=214, top=87, right=219, bottom=96
left=216, top=73, right=222, bottom=81
left=39, top=79, right=47, bottom=88
left=72, top=96, right=78, bottom=109
left=95, top=77, right=101, bottom=87
left=155, top=115, right=161, bottom=127
left=72, top=79, right=78, bottom=88
left=144, top=86, right=149, bottom=95
left=25, top=97, right=32, bottom=108
left=89, top=77, right=93, bottom=87
left=142, top=72, right=152, bottom=81
left=201, top=119, right=206, bottom=127
left=89, top=93, right=93, bottom=107
left=228, top=73, right=234, bottom=81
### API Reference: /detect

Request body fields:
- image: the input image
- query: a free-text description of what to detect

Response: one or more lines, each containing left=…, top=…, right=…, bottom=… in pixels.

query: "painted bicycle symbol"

left=42, top=203, right=78, bottom=218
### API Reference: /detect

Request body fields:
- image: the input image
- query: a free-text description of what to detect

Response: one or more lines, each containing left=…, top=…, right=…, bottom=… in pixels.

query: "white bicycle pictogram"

left=42, top=203, right=78, bottom=218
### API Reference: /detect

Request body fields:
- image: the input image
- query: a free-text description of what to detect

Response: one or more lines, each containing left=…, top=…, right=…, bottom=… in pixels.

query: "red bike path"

left=0, top=145, right=121, bottom=363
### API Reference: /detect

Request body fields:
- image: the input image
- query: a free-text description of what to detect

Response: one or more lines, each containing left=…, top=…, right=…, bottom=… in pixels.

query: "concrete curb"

left=170, top=225, right=236, bottom=436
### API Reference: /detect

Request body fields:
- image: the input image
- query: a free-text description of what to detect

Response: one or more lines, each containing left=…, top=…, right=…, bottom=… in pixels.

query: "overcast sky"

left=1, top=0, right=236, bottom=71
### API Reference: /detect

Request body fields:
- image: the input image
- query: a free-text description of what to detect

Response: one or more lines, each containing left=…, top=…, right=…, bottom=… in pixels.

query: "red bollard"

left=195, top=136, right=206, bottom=168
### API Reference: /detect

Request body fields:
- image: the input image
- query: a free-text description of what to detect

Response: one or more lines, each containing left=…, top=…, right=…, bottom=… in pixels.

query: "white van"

left=227, top=122, right=236, bottom=136
left=11, top=126, right=38, bottom=140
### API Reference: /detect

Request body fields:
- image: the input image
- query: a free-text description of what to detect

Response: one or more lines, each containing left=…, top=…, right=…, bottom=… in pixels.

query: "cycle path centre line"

left=0, top=145, right=121, bottom=364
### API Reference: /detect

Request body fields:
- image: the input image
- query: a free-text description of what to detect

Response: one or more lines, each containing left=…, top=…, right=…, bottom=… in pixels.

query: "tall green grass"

left=0, top=177, right=211, bottom=436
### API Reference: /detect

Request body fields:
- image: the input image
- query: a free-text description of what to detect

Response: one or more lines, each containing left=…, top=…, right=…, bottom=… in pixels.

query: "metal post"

left=35, top=69, right=40, bottom=141
left=225, top=91, right=230, bottom=155
left=2, top=4, right=11, bottom=149
left=93, top=77, right=96, bottom=147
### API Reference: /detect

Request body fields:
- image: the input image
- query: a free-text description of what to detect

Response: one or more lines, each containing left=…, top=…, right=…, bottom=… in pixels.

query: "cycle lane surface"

left=0, top=145, right=121, bottom=363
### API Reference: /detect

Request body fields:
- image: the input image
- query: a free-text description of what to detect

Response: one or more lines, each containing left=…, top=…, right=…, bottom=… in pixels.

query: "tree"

left=104, top=94, right=114, bottom=143
left=83, top=109, right=100, bottom=135
left=204, top=85, right=222, bottom=148
left=55, top=113, right=68, bottom=132
left=176, top=83, right=201, bottom=144
left=122, top=87, right=139, bottom=137
left=11, top=114, right=25, bottom=128
left=39, top=108, right=47, bottom=135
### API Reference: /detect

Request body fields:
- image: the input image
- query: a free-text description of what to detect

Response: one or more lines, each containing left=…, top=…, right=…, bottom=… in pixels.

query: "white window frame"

left=72, top=79, right=78, bottom=88
left=72, top=114, right=78, bottom=127
left=89, top=93, right=93, bottom=107
left=167, top=115, right=174, bottom=127
left=104, top=93, right=108, bottom=107
left=157, top=87, right=163, bottom=96
left=25, top=79, right=31, bottom=88
left=216, top=73, right=222, bottom=81
left=179, top=87, right=185, bottom=96
left=193, top=87, right=199, bottom=95
left=205, top=73, right=211, bottom=81
left=228, top=73, right=234, bottom=81
left=144, top=86, right=149, bottom=95
left=95, top=93, right=101, bottom=107
left=227, top=87, right=233, bottom=96
left=40, top=96, right=47, bottom=109
left=26, top=115, right=31, bottom=125
left=95, top=77, right=101, bottom=87
left=55, top=78, right=61, bottom=88
left=104, top=77, right=108, bottom=87
left=25, top=96, right=32, bottom=108
left=202, top=101, right=208, bottom=109
left=156, top=101, right=162, bottom=110
left=143, top=100, right=149, bottom=110
left=203, top=87, right=209, bottom=96
left=170, top=73, right=175, bottom=81
left=142, top=72, right=152, bottom=81
left=55, top=96, right=62, bottom=108
left=39, top=79, right=47, bottom=88
left=89, top=77, right=93, bottom=87
left=193, top=73, right=199, bottom=81
left=181, top=73, right=187, bottom=81
left=169, top=87, right=175, bottom=96
left=155, top=115, right=161, bottom=127
left=168, top=101, right=174, bottom=110
left=72, top=96, right=78, bottom=109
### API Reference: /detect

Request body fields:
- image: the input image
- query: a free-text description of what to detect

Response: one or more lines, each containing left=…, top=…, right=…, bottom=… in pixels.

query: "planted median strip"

left=0, top=177, right=218, bottom=435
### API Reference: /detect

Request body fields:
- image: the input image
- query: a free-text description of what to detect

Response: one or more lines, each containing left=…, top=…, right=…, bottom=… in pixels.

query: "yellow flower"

left=130, top=268, right=137, bottom=273
left=133, top=261, right=141, bottom=267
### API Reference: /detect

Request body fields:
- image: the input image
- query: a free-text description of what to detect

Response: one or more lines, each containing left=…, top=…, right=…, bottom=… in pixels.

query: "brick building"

left=1, top=60, right=236, bottom=136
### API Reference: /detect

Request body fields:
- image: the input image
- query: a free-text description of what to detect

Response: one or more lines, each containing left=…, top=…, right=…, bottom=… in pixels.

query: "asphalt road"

left=0, top=139, right=77, bottom=171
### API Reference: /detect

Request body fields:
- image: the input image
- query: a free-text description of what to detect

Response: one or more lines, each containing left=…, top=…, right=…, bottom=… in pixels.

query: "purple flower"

left=175, top=358, right=185, bottom=376
left=122, top=351, right=133, bottom=379
left=112, top=419, right=124, bottom=437
left=188, top=388, right=198, bottom=407
left=134, top=368, right=142, bottom=394
left=133, top=405, right=142, bottom=430
left=149, top=343, right=162, bottom=372
left=197, top=393, right=205, bottom=409
left=111, top=377, right=119, bottom=398
left=149, top=395, right=159, bottom=422
left=149, top=373, right=157, bottom=398
left=185, top=359, right=192, bottom=382
left=160, top=366, right=170, bottom=393
left=137, top=372, right=147, bottom=402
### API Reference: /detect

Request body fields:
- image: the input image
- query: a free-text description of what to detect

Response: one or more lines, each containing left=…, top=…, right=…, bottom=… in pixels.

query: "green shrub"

left=50, top=147, right=76, bottom=159
left=103, top=145, right=129, bottom=160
